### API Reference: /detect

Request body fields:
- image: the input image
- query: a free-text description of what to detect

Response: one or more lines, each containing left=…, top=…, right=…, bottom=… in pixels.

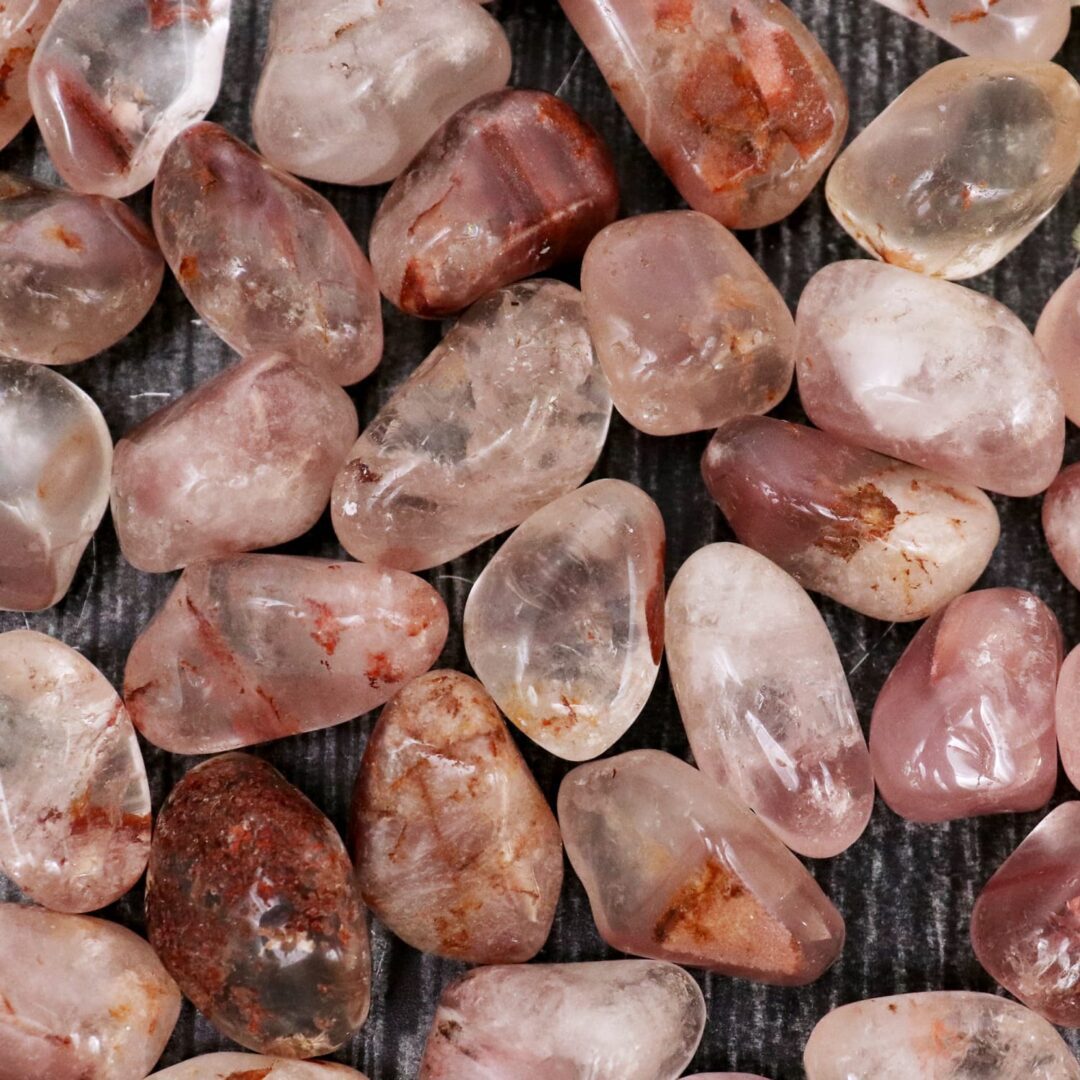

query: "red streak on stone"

left=655, top=0, right=694, bottom=30
left=307, top=598, right=342, bottom=656
left=0, top=46, right=32, bottom=108
left=178, top=254, right=199, bottom=282
left=53, top=72, right=133, bottom=172
left=366, top=652, right=403, bottom=689
left=47, top=225, right=84, bottom=251
left=147, top=0, right=211, bottom=30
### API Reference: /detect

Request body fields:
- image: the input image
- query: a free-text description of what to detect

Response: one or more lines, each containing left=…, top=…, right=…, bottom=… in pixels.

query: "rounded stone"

left=0, top=1, right=61, bottom=150
left=149, top=1055, right=368, bottom=1079
left=1036, top=269, right=1080, bottom=426
left=1043, top=463, right=1080, bottom=591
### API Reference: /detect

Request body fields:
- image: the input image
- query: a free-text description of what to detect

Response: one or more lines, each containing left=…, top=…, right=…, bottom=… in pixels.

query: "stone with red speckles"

left=123, top=554, right=448, bottom=754
left=146, top=753, right=371, bottom=1057
left=0, top=1, right=62, bottom=150
left=149, top=1054, right=368, bottom=1078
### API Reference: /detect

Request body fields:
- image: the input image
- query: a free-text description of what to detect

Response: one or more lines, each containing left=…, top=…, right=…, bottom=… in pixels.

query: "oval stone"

left=146, top=754, right=370, bottom=1057
left=111, top=353, right=358, bottom=573
left=371, top=90, right=618, bottom=319
left=0, top=1, right=61, bottom=150
left=870, top=588, right=1062, bottom=823
left=558, top=0, right=848, bottom=229
left=796, top=261, right=1064, bottom=497
left=559, top=750, right=845, bottom=984
left=666, top=544, right=873, bottom=859
left=353, top=670, right=562, bottom=963
left=0, top=631, right=150, bottom=913
left=124, top=555, right=449, bottom=754
left=0, top=359, right=112, bottom=612
left=1043, top=463, right=1080, bottom=591
left=331, top=280, right=612, bottom=572
left=581, top=211, right=795, bottom=436
left=150, top=1056, right=367, bottom=1079
left=1055, top=644, right=1080, bottom=790
left=826, top=58, right=1080, bottom=279
left=252, top=0, right=511, bottom=187
left=464, top=479, right=665, bottom=761
left=701, top=416, right=1000, bottom=622
left=1036, top=269, right=1080, bottom=426
left=0, top=903, right=180, bottom=1080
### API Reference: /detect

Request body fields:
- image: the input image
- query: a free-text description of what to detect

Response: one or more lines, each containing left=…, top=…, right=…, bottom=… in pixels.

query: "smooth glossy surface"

left=0, top=0, right=61, bottom=149
left=150, top=1056, right=367, bottom=1079
left=1037, top=269, right=1080, bottom=426
left=1043, top=464, right=1080, bottom=591
left=1056, top=645, right=1080, bottom=790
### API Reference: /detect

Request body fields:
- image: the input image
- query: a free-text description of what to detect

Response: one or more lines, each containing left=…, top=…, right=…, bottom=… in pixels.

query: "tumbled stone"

left=0, top=903, right=180, bottom=1080
left=0, top=173, right=164, bottom=364
left=0, top=359, right=111, bottom=612
left=870, top=588, right=1061, bottom=823
left=826, top=58, right=1080, bottom=279
left=253, top=0, right=511, bottom=187
left=796, top=261, right=1064, bottom=497
left=559, top=750, right=845, bottom=983
left=146, top=754, right=370, bottom=1057
left=370, top=90, right=618, bottom=318
left=667, top=544, right=873, bottom=858
left=702, top=416, right=1000, bottom=622
left=581, top=211, right=795, bottom=436
left=0, top=1, right=61, bottom=150
left=124, top=555, right=448, bottom=754
left=804, top=991, right=1080, bottom=1079
left=331, top=280, right=611, bottom=571
left=153, top=123, right=382, bottom=387
left=872, top=1, right=1071, bottom=61
left=28, top=0, right=230, bottom=197
left=1043, top=464, right=1080, bottom=591
left=418, top=960, right=706, bottom=1080
left=463, top=479, right=665, bottom=761
left=686, top=1076, right=768, bottom=1079
left=112, top=353, right=358, bottom=573
left=1036, top=269, right=1080, bottom=426
left=150, top=1056, right=367, bottom=1079
left=0, top=631, right=150, bottom=913
left=558, top=0, right=848, bottom=229
left=353, top=671, right=562, bottom=963
left=1055, top=645, right=1080, bottom=789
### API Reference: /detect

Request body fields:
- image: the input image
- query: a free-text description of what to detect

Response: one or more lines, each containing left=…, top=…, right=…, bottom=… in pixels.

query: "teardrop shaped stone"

left=463, top=479, right=665, bottom=761
left=331, top=280, right=612, bottom=572
left=702, top=416, right=1000, bottom=622
left=826, top=58, right=1080, bottom=279
left=559, top=749, right=845, bottom=984
left=667, top=543, right=873, bottom=858
left=353, top=670, right=563, bottom=963
left=124, top=554, right=449, bottom=754
left=146, top=753, right=370, bottom=1057
left=0, top=1, right=60, bottom=150
left=150, top=1056, right=367, bottom=1079
left=1036, top=269, right=1080, bottom=426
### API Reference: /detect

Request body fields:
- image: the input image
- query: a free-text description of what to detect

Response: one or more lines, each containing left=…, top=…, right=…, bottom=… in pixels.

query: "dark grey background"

left=3, top=1, right=1080, bottom=1075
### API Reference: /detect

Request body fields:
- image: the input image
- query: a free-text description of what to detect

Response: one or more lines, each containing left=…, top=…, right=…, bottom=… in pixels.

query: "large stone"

left=0, top=903, right=180, bottom=1080
left=1036, top=269, right=1080, bottom=426
left=352, top=671, right=563, bottom=963
left=0, top=359, right=112, bottom=612
left=331, top=280, right=611, bottom=572
left=28, top=0, right=230, bottom=197
left=463, top=479, right=665, bottom=761
left=150, top=1056, right=367, bottom=1079
left=796, top=261, right=1064, bottom=497
left=418, top=960, right=706, bottom=1080
left=111, top=353, right=358, bottom=573
left=146, top=754, right=370, bottom=1057
left=0, top=1, right=61, bottom=149
left=701, top=416, right=1000, bottom=622
left=666, top=543, right=873, bottom=858
left=558, top=0, right=848, bottom=229
left=1055, top=644, right=1080, bottom=790
left=370, top=90, right=618, bottom=318
left=124, top=555, right=448, bottom=754
left=581, top=210, right=795, bottom=436
left=826, top=58, right=1080, bottom=279
left=870, top=588, right=1062, bottom=823
left=1043, top=464, right=1080, bottom=591
left=559, top=749, right=845, bottom=984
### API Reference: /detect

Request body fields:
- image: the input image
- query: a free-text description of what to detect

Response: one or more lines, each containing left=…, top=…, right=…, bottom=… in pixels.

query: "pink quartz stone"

left=1036, top=269, right=1080, bottom=426
left=124, top=555, right=448, bottom=754
left=0, top=0, right=61, bottom=149
left=418, top=960, right=706, bottom=1080
left=111, top=353, right=358, bottom=573
left=870, top=588, right=1062, bottom=824
left=0, top=173, right=164, bottom=365
left=804, top=991, right=1080, bottom=1079
left=702, top=416, right=1000, bottom=622
left=0, top=631, right=150, bottom=913
left=370, top=89, right=619, bottom=319
left=826, top=59, right=1080, bottom=279
left=463, top=479, right=665, bottom=761
left=252, top=0, right=511, bottom=187
left=153, top=123, right=382, bottom=387
left=686, top=1076, right=769, bottom=1079
left=150, top=1057, right=367, bottom=1079
left=971, top=802, right=1080, bottom=1027
left=0, top=359, right=112, bottom=612
left=559, top=750, right=845, bottom=984
left=28, top=0, right=230, bottom=197
left=580, top=211, right=795, bottom=436
left=557, top=0, right=848, bottom=230
left=331, top=280, right=612, bottom=572
left=666, top=543, right=873, bottom=859
left=796, top=261, right=1065, bottom=498
left=1056, top=645, right=1080, bottom=790
left=1043, top=464, right=1080, bottom=591
left=352, top=670, right=563, bottom=963
left=0, top=903, right=181, bottom=1080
